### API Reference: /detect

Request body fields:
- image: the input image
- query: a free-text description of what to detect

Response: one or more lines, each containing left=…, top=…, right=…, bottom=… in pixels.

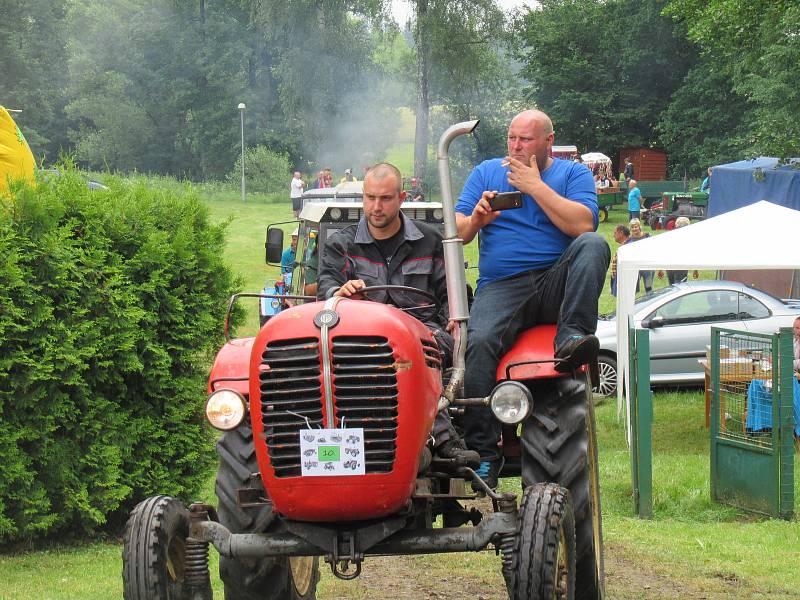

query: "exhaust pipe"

left=436, top=120, right=479, bottom=409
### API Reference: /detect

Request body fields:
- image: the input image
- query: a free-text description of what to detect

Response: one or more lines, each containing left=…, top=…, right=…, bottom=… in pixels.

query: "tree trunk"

left=413, top=0, right=430, bottom=182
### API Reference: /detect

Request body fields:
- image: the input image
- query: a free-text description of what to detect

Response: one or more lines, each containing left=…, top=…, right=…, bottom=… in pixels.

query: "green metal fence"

left=709, top=327, right=795, bottom=519
left=628, top=318, right=653, bottom=519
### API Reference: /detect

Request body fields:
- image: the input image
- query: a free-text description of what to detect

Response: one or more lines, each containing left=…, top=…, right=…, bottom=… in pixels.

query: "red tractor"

left=122, top=121, right=604, bottom=600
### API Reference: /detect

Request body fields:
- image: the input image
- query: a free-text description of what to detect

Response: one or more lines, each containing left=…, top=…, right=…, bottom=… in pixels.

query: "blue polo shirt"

left=456, top=157, right=597, bottom=290
left=627, top=187, right=641, bottom=212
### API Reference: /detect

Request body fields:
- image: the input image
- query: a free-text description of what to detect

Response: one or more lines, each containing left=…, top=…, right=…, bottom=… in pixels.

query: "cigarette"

left=501, top=160, right=510, bottom=167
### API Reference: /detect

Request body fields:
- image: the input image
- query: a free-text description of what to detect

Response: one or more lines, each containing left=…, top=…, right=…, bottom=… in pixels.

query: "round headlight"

left=329, top=207, right=342, bottom=220
left=271, top=299, right=281, bottom=308
left=205, top=389, right=246, bottom=431
left=489, top=381, right=532, bottom=424
left=432, top=208, right=443, bottom=221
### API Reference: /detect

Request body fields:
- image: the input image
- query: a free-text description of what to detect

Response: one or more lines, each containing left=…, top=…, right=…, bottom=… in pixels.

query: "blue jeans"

left=462, top=232, right=610, bottom=459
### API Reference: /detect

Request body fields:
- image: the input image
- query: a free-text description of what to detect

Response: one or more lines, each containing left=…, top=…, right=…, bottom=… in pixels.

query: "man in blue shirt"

left=280, top=228, right=298, bottom=274
left=455, top=109, right=610, bottom=487
left=627, top=179, right=641, bottom=220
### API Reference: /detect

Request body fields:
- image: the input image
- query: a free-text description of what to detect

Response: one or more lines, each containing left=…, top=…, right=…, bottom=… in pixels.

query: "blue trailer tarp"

left=708, top=157, right=800, bottom=217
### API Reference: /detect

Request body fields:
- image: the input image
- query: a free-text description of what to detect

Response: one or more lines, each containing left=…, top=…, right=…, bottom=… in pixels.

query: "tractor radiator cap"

left=313, top=309, right=340, bottom=329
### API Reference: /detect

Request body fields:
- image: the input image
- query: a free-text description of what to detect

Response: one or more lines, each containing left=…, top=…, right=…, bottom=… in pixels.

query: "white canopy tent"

left=615, top=201, right=800, bottom=433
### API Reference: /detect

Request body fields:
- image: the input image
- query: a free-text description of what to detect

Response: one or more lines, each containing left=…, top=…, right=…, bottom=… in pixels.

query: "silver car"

left=594, top=280, right=800, bottom=396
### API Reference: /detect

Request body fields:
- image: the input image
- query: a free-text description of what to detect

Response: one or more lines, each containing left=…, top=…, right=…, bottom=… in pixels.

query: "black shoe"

left=471, top=457, right=503, bottom=492
left=436, top=438, right=481, bottom=467
left=554, top=334, right=599, bottom=373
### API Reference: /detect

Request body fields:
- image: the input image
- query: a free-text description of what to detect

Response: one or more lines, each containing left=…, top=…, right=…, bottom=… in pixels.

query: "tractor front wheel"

left=123, top=495, right=204, bottom=600
left=521, top=374, right=605, bottom=600
left=508, top=483, right=576, bottom=600
left=217, top=422, right=319, bottom=600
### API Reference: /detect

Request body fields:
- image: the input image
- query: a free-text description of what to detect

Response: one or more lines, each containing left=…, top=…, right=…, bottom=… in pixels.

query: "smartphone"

left=489, top=191, right=523, bottom=211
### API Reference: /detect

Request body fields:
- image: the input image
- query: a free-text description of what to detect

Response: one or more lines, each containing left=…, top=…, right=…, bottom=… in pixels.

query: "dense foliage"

left=228, top=145, right=292, bottom=194
left=0, top=168, right=240, bottom=543
left=515, top=0, right=697, bottom=173
left=2, top=0, right=793, bottom=191
left=665, top=0, right=800, bottom=161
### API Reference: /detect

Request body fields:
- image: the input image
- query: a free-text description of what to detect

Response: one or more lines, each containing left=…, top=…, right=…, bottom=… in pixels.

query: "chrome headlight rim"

left=489, top=380, right=532, bottom=425
left=205, top=389, right=246, bottom=431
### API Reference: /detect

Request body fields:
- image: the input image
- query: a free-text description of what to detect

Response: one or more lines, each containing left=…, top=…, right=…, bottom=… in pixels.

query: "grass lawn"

left=1, top=176, right=796, bottom=598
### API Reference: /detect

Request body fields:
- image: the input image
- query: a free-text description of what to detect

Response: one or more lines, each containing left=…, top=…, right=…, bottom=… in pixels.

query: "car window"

left=737, top=293, right=770, bottom=320
left=652, top=290, right=740, bottom=325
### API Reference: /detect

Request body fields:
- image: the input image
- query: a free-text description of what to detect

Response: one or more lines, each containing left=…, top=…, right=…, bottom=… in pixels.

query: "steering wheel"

left=355, top=285, right=441, bottom=315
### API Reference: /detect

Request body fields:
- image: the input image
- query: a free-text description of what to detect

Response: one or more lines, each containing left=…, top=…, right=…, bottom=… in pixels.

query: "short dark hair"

left=365, top=162, right=403, bottom=194
left=615, top=225, right=630, bottom=237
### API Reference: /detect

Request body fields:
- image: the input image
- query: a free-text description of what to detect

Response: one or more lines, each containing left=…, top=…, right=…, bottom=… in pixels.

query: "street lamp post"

left=238, top=102, right=246, bottom=202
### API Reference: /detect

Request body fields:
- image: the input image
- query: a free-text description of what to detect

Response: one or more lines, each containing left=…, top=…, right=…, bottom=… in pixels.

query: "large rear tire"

left=123, top=495, right=201, bottom=600
left=216, top=422, right=319, bottom=600
left=508, top=483, right=576, bottom=600
left=521, top=374, right=605, bottom=600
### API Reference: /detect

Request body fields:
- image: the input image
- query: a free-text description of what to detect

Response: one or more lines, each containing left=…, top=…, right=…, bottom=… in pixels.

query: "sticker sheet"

left=299, top=427, right=366, bottom=476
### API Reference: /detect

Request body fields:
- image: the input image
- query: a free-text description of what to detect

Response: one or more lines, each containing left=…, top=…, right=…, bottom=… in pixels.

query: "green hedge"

left=0, top=168, right=241, bottom=543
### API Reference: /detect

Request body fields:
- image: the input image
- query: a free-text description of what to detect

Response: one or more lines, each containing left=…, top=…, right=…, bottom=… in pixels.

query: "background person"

left=657, top=216, right=699, bottom=284
left=610, top=224, right=631, bottom=297
left=339, top=168, right=357, bottom=184
left=629, top=218, right=654, bottom=293
left=290, top=171, right=305, bottom=217
left=410, top=177, right=425, bottom=201
left=454, top=108, right=609, bottom=488
left=624, top=158, right=634, bottom=181
left=627, top=178, right=642, bottom=220
left=701, top=167, right=712, bottom=192
left=280, top=228, right=298, bottom=274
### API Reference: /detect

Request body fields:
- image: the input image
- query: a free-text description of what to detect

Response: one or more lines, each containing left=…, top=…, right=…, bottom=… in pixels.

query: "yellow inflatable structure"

left=0, top=106, right=36, bottom=194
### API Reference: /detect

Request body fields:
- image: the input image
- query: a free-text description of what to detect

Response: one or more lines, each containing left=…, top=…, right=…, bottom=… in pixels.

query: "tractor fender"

left=208, top=337, right=255, bottom=395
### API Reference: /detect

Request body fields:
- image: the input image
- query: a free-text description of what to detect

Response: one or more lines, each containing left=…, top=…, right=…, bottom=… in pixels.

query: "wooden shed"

left=619, top=147, right=667, bottom=181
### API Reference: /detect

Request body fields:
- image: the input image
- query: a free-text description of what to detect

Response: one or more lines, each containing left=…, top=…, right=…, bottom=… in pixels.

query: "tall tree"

left=656, top=57, right=749, bottom=177
left=407, top=0, right=510, bottom=182
left=666, top=0, right=800, bottom=158
left=0, top=0, right=71, bottom=161
left=516, top=0, right=696, bottom=168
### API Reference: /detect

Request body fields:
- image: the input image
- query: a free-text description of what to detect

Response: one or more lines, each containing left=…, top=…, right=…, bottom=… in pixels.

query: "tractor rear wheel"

left=521, top=374, right=605, bottom=600
left=123, top=495, right=202, bottom=600
left=216, top=422, right=319, bottom=600
left=598, top=207, right=609, bottom=223
left=508, top=483, right=576, bottom=600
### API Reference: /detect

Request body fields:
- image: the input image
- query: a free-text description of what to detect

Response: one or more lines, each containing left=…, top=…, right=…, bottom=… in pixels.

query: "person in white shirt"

left=290, top=171, right=305, bottom=217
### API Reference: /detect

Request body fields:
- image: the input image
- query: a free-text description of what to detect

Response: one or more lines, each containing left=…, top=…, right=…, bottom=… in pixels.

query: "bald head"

left=507, top=109, right=555, bottom=171
left=510, top=110, right=554, bottom=137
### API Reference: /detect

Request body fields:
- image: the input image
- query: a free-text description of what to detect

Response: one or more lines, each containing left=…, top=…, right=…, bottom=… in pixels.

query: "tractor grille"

left=332, top=336, right=398, bottom=473
left=259, top=338, right=323, bottom=478
left=420, top=338, right=442, bottom=370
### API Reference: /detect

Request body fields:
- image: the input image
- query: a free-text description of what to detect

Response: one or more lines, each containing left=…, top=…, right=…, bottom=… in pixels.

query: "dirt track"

left=320, top=539, right=796, bottom=600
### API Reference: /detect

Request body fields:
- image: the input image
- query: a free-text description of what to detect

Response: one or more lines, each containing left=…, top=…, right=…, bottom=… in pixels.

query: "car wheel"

left=593, top=355, right=617, bottom=397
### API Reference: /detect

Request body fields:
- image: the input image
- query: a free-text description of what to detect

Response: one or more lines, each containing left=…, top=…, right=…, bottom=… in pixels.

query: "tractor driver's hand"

left=334, top=279, right=367, bottom=299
